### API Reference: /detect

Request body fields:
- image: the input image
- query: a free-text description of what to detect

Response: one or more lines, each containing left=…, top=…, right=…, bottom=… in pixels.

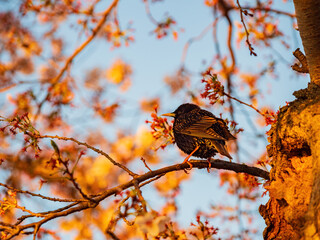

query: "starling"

left=162, top=103, right=236, bottom=162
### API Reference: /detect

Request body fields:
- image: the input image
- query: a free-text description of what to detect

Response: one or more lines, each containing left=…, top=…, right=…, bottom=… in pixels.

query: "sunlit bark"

left=260, top=1, right=320, bottom=238
left=293, top=0, right=320, bottom=85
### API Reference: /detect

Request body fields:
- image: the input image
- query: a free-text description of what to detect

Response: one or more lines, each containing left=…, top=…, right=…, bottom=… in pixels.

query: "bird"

left=162, top=103, right=236, bottom=165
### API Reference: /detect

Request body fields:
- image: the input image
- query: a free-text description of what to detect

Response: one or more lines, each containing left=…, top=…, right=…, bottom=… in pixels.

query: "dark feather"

left=164, top=103, right=236, bottom=159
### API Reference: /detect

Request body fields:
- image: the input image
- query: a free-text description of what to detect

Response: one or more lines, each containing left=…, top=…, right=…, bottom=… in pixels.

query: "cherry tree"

left=1, top=0, right=318, bottom=239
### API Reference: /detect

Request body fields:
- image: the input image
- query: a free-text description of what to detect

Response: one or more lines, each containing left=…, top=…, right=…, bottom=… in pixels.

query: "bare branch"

left=0, top=183, right=86, bottom=202
left=181, top=20, right=219, bottom=65
left=38, top=134, right=138, bottom=177
left=15, top=202, right=80, bottom=225
left=58, top=156, right=93, bottom=201
left=52, top=0, right=119, bottom=84
left=292, top=48, right=309, bottom=73
left=143, top=0, right=158, bottom=25
left=34, top=0, right=119, bottom=120
left=223, top=91, right=266, bottom=117
left=140, top=157, right=153, bottom=172
left=133, top=180, right=147, bottom=212
left=139, top=174, right=165, bottom=188
left=106, top=230, right=121, bottom=240
left=240, top=6, right=295, bottom=18
left=236, top=0, right=257, bottom=56
left=2, top=159, right=268, bottom=238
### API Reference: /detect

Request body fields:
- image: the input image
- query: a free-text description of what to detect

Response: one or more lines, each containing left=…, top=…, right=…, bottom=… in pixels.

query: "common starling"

left=162, top=103, right=236, bottom=162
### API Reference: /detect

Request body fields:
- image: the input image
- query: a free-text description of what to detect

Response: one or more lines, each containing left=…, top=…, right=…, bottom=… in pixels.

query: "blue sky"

left=0, top=0, right=309, bottom=239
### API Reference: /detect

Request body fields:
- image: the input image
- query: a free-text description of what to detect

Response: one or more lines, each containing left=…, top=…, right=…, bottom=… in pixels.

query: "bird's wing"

left=177, top=115, right=229, bottom=140
left=211, top=140, right=233, bottom=159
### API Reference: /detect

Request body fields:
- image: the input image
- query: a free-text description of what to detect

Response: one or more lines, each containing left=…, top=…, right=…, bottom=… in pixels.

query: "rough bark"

left=260, top=83, right=320, bottom=239
left=259, top=1, right=320, bottom=239
left=293, top=0, right=320, bottom=85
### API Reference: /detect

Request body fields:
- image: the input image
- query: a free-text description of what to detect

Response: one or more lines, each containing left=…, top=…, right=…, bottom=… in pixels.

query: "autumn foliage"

left=0, top=0, right=301, bottom=239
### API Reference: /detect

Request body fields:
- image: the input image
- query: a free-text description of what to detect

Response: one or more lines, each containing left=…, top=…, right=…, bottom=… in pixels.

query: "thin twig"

left=223, top=91, right=266, bottom=117
left=51, top=0, right=119, bottom=84
left=15, top=202, right=80, bottom=225
left=133, top=180, right=147, bottom=212
left=106, top=194, right=130, bottom=234
left=236, top=0, right=257, bottom=56
left=140, top=157, right=153, bottom=172
left=106, top=230, right=121, bottom=240
left=143, top=0, right=158, bottom=25
left=0, top=80, right=37, bottom=93
left=139, top=174, right=165, bottom=188
left=34, top=0, right=119, bottom=121
left=181, top=20, right=219, bottom=65
left=59, top=156, right=93, bottom=201
left=33, top=224, right=40, bottom=240
left=2, top=159, right=269, bottom=239
left=240, top=6, right=295, bottom=18
left=38, top=135, right=138, bottom=177
left=10, top=204, right=45, bottom=218
left=225, top=9, right=236, bottom=72
left=0, top=183, right=87, bottom=203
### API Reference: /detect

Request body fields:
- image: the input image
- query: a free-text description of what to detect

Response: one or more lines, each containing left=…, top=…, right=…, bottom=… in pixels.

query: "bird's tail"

left=212, top=141, right=233, bottom=159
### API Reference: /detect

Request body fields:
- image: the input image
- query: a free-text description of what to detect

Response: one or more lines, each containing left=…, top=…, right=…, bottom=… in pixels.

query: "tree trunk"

left=259, top=1, right=320, bottom=239
left=293, top=0, right=320, bottom=84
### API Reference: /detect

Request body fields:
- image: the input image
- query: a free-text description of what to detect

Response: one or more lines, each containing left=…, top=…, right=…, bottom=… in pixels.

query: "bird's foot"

left=185, top=160, right=193, bottom=169
left=182, top=158, right=193, bottom=174
left=206, top=158, right=212, bottom=173
left=182, top=146, right=199, bottom=173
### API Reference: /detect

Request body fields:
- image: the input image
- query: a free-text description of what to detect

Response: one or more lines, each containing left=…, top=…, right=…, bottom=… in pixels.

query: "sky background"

left=0, top=0, right=309, bottom=239
left=73, top=1, right=305, bottom=238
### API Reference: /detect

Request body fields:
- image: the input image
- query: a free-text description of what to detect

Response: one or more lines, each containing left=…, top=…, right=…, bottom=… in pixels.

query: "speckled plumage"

left=166, top=103, right=236, bottom=159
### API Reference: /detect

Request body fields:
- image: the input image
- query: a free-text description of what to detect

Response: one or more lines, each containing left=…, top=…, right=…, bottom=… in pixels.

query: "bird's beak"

left=161, top=112, right=176, bottom=118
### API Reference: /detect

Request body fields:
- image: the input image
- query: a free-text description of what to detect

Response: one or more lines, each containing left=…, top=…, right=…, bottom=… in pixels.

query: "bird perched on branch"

left=162, top=103, right=236, bottom=166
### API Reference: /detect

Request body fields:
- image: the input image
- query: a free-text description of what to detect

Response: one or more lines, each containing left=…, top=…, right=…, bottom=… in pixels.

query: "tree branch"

left=240, top=6, right=295, bottom=18
left=291, top=48, right=309, bottom=73
left=192, top=159, right=269, bottom=179
left=180, top=20, right=219, bottom=66
left=34, top=0, right=119, bottom=121
left=236, top=0, right=257, bottom=56
left=2, top=159, right=268, bottom=238
left=0, top=183, right=86, bottom=203
left=52, top=0, right=119, bottom=84
left=38, top=134, right=138, bottom=177
left=223, top=91, right=266, bottom=117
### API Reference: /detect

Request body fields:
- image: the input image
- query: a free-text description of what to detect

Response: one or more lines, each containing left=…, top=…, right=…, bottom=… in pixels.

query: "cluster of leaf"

left=0, top=0, right=296, bottom=239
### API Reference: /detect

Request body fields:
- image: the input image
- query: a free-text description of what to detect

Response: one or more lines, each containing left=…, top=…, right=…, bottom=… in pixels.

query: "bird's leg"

left=206, top=158, right=212, bottom=173
left=182, top=145, right=199, bottom=169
